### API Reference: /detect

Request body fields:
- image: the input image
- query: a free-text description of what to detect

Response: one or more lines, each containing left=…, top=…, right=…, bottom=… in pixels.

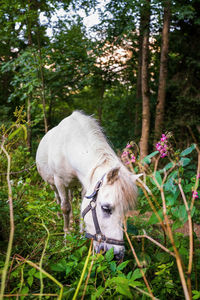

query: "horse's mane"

left=72, top=110, right=118, bottom=166
left=72, top=111, right=137, bottom=215
left=113, top=168, right=137, bottom=215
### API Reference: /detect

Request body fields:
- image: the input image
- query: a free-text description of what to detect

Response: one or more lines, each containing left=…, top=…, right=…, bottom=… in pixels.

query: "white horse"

left=36, top=111, right=138, bottom=259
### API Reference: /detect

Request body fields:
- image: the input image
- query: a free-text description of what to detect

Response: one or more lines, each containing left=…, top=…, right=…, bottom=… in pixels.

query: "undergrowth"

left=0, top=113, right=200, bottom=299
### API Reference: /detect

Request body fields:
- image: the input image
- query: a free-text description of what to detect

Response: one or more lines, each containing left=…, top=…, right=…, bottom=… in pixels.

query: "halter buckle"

left=96, top=233, right=103, bottom=242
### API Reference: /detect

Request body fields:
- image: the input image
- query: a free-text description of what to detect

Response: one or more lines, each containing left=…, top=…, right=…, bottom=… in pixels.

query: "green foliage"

left=1, top=0, right=200, bottom=297
left=1, top=125, right=200, bottom=299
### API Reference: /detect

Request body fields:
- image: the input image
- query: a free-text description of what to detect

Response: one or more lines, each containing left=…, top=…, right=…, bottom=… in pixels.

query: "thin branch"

left=124, top=220, right=156, bottom=300
left=81, top=252, right=96, bottom=300
left=3, top=293, right=59, bottom=297
left=131, top=234, right=175, bottom=257
left=0, top=142, right=15, bottom=299
left=39, top=221, right=50, bottom=300
left=15, top=255, right=63, bottom=300
left=191, top=151, right=200, bottom=211
left=0, top=163, right=36, bottom=176
left=178, top=179, right=193, bottom=298
left=159, top=187, right=190, bottom=300
left=72, top=240, right=93, bottom=300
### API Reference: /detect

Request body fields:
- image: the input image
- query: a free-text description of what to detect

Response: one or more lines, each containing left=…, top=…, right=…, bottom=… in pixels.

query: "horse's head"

left=82, top=167, right=138, bottom=260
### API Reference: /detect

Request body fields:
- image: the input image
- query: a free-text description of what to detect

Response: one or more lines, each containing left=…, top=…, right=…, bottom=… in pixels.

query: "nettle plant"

left=121, top=133, right=200, bottom=299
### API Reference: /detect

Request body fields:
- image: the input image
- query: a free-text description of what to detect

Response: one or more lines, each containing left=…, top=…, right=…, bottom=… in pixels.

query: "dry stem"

left=0, top=142, right=15, bottom=300
left=124, top=220, right=156, bottom=299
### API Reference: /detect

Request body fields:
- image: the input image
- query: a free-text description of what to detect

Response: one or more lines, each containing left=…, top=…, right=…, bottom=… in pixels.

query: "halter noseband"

left=82, top=174, right=124, bottom=246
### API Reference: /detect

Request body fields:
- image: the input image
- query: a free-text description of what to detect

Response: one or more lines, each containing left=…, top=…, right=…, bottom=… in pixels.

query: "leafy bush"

left=1, top=124, right=200, bottom=299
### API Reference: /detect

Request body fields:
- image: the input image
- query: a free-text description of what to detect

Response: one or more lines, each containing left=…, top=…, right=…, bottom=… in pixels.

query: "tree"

left=139, top=0, right=151, bottom=159
left=154, top=0, right=171, bottom=144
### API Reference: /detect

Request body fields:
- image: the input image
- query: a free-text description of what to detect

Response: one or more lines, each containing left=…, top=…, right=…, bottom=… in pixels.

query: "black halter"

left=82, top=175, right=124, bottom=246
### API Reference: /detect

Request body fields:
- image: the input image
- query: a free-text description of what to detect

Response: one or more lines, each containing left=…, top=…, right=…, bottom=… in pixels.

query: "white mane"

left=71, top=111, right=137, bottom=215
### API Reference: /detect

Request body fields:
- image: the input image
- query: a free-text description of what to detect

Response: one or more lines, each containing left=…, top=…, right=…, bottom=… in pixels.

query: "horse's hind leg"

left=53, top=176, right=72, bottom=235
left=50, top=185, right=62, bottom=218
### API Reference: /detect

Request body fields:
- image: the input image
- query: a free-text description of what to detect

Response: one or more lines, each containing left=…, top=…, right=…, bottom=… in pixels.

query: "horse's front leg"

left=54, top=176, right=72, bottom=235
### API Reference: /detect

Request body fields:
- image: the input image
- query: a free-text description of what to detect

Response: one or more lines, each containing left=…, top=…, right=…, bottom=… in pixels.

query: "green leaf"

left=91, top=286, right=105, bottom=300
left=148, top=209, right=164, bottom=225
left=97, top=265, right=107, bottom=273
left=151, top=171, right=162, bottom=186
left=155, top=171, right=162, bottom=185
left=107, top=277, right=132, bottom=299
left=192, top=290, right=200, bottom=299
left=8, top=127, right=22, bottom=140
left=21, top=286, right=29, bottom=299
left=164, top=172, right=178, bottom=194
left=180, top=144, right=196, bottom=156
left=34, top=271, right=47, bottom=279
left=105, top=248, right=114, bottom=262
left=116, top=283, right=132, bottom=299
left=166, top=194, right=175, bottom=206
left=172, top=220, right=183, bottom=230
left=128, top=280, right=143, bottom=287
left=110, top=261, right=117, bottom=272
left=147, top=151, right=159, bottom=159
left=160, top=162, right=174, bottom=173
left=178, top=205, right=187, bottom=222
left=179, top=157, right=191, bottom=167
left=28, top=268, right=36, bottom=276
left=142, top=151, right=159, bottom=164
left=27, top=276, right=33, bottom=287
left=142, top=157, right=151, bottom=164
left=117, top=260, right=130, bottom=271
left=127, top=220, right=138, bottom=235
left=131, top=268, right=146, bottom=280
left=166, top=191, right=179, bottom=206
left=65, top=265, right=73, bottom=276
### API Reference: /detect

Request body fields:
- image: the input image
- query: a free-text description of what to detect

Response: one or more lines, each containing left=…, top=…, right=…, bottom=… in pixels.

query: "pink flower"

left=156, top=133, right=169, bottom=158
left=192, top=191, right=198, bottom=198
left=122, top=151, right=129, bottom=158
left=161, top=134, right=167, bottom=142
left=126, top=143, right=132, bottom=149
left=156, top=143, right=161, bottom=151
left=130, top=155, right=136, bottom=163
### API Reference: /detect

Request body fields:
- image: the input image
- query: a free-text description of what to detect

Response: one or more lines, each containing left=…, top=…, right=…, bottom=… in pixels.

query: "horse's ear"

left=107, top=167, right=120, bottom=184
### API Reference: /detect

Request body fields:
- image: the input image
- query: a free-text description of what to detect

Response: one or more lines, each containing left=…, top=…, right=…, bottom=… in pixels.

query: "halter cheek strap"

left=82, top=174, right=124, bottom=246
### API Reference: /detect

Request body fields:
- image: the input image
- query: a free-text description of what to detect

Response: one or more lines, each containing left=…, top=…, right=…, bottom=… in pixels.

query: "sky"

left=40, top=2, right=108, bottom=37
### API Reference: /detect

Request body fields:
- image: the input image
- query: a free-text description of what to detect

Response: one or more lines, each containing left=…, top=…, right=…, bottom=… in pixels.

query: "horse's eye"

left=101, top=205, right=112, bottom=215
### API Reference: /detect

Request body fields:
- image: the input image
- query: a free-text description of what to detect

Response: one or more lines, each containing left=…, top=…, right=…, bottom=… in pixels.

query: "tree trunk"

left=37, top=29, right=48, bottom=133
left=139, top=0, right=151, bottom=160
left=154, top=1, right=171, bottom=144
left=48, top=91, right=54, bottom=129
left=27, top=96, right=32, bottom=152
left=134, top=10, right=146, bottom=137
left=98, top=83, right=105, bottom=125
left=26, top=0, right=33, bottom=152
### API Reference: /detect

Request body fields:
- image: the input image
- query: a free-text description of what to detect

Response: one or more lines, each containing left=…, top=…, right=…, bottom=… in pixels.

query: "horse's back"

left=36, top=111, right=104, bottom=186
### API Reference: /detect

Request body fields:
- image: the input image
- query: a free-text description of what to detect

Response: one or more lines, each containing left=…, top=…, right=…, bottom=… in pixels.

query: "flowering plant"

left=121, top=141, right=136, bottom=167
left=156, top=133, right=170, bottom=158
